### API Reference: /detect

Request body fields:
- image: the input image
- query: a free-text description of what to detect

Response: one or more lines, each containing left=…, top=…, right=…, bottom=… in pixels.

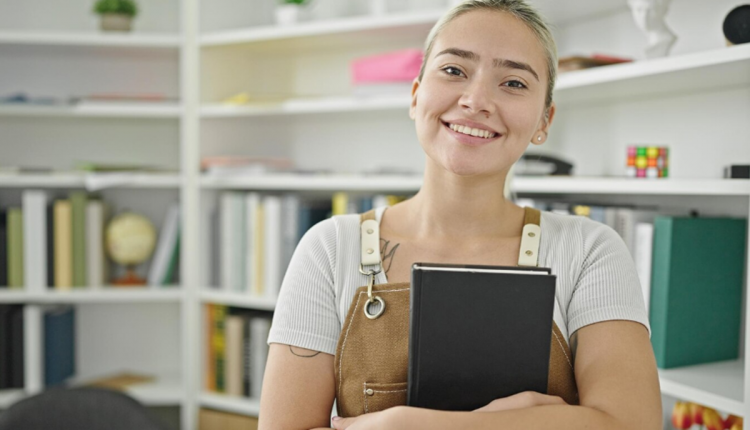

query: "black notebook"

left=408, top=262, right=557, bottom=411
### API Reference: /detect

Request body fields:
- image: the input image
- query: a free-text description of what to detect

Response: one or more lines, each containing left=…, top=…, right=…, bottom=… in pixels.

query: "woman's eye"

left=504, top=80, right=527, bottom=89
left=442, top=66, right=464, bottom=77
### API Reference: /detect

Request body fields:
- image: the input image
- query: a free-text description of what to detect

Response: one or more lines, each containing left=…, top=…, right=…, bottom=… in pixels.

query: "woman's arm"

left=334, top=320, right=662, bottom=430
left=259, top=344, right=336, bottom=430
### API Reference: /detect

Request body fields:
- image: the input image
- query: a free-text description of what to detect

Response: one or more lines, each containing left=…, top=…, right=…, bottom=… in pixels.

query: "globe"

left=105, top=212, right=156, bottom=285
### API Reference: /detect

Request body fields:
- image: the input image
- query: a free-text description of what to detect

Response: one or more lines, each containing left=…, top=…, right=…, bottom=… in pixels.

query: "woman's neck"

left=398, top=161, right=524, bottom=242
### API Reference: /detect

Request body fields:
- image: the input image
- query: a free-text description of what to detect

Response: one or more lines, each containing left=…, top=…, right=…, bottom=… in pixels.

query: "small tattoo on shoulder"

left=380, top=238, right=400, bottom=273
left=289, top=346, right=321, bottom=358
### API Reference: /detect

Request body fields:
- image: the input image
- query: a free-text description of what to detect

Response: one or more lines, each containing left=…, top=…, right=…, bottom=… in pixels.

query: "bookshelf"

left=2, top=0, right=750, bottom=429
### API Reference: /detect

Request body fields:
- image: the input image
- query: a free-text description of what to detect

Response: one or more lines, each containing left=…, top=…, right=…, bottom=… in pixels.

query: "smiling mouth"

left=442, top=121, right=498, bottom=139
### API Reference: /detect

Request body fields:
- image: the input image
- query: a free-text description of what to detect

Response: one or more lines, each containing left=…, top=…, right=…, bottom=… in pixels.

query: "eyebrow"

left=435, top=48, right=540, bottom=82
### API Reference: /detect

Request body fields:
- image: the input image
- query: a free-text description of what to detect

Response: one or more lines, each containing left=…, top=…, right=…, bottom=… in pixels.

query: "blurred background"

left=0, top=0, right=749, bottom=429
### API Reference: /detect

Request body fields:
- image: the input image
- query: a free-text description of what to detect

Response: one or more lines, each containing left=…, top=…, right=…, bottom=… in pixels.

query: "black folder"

left=408, top=263, right=557, bottom=411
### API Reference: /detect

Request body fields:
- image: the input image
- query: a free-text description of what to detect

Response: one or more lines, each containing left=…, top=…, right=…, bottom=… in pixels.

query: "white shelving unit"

left=4, top=0, right=750, bottom=428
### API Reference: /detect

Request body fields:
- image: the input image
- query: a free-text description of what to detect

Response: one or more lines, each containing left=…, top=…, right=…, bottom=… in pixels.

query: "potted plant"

left=275, top=0, right=309, bottom=26
left=93, top=0, right=138, bottom=32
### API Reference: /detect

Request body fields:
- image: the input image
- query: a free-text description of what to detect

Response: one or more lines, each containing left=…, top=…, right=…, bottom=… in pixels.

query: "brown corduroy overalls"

left=333, top=207, right=579, bottom=418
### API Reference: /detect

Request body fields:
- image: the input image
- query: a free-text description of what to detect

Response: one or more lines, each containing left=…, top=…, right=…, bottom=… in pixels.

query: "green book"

left=650, top=216, right=746, bottom=369
left=162, top=233, right=180, bottom=286
left=7, top=208, right=24, bottom=289
left=70, top=192, right=88, bottom=287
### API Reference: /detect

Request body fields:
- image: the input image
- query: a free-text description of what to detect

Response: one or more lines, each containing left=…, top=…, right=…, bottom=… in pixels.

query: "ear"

left=532, top=101, right=556, bottom=145
left=409, top=77, right=420, bottom=120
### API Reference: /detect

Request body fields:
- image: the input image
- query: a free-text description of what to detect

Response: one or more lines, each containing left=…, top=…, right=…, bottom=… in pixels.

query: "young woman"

left=259, top=1, right=662, bottom=429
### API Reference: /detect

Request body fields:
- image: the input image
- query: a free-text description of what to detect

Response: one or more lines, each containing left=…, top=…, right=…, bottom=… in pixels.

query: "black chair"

left=0, top=387, right=170, bottom=430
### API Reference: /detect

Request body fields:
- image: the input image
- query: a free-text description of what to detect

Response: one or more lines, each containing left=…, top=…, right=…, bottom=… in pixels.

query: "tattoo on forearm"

left=380, top=238, right=400, bottom=274
left=289, top=346, right=321, bottom=358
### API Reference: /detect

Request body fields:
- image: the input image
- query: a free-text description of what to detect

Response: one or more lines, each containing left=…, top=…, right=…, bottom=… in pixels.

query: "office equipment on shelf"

left=515, top=153, right=574, bottom=176
left=650, top=216, right=747, bottom=369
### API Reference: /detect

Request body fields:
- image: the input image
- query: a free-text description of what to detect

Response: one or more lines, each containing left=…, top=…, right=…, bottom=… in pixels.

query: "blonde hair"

left=418, top=0, right=558, bottom=110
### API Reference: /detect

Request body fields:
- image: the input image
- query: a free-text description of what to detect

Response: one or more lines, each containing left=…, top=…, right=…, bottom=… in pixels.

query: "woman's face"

left=411, top=10, right=553, bottom=178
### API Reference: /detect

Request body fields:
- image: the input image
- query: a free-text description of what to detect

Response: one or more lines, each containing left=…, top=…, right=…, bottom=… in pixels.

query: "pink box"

left=351, top=49, right=424, bottom=84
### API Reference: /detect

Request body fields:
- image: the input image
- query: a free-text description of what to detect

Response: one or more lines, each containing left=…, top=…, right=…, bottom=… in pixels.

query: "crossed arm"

left=259, top=319, right=662, bottom=430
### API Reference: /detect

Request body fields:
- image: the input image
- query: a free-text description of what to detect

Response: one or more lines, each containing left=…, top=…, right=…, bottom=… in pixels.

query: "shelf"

left=0, top=288, right=183, bottom=304
left=197, top=44, right=750, bottom=116
left=201, top=173, right=422, bottom=192
left=659, top=360, right=744, bottom=416
left=124, top=375, right=184, bottom=407
left=555, top=44, right=750, bottom=104
left=200, top=0, right=625, bottom=50
left=0, top=103, right=182, bottom=119
left=0, top=389, right=26, bottom=410
left=200, top=174, right=750, bottom=196
left=200, top=393, right=260, bottom=417
left=0, top=173, right=181, bottom=189
left=512, top=177, right=750, bottom=196
left=200, top=94, right=410, bottom=118
left=0, top=32, right=181, bottom=49
left=200, top=10, right=443, bottom=50
left=200, top=290, right=276, bottom=311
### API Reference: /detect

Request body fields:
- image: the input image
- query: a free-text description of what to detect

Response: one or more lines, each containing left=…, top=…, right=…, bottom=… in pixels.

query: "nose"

left=458, top=74, right=495, bottom=118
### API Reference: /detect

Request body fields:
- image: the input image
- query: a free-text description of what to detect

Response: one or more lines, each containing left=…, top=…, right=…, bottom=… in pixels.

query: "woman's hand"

left=473, top=391, right=567, bottom=413
left=331, top=407, right=405, bottom=430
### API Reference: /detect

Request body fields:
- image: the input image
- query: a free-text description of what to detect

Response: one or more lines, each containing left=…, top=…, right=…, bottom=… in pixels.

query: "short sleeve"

left=267, top=218, right=340, bottom=355
left=566, top=219, right=651, bottom=336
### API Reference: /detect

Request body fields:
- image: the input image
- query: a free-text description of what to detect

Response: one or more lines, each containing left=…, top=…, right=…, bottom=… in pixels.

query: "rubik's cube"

left=626, top=146, right=669, bottom=178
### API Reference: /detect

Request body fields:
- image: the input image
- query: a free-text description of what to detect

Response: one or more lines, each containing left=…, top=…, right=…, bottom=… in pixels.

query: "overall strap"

left=360, top=210, right=380, bottom=267
left=518, top=207, right=542, bottom=267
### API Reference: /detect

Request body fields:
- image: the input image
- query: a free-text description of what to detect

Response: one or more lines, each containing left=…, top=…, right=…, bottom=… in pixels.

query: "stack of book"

left=205, top=304, right=273, bottom=399
left=213, top=192, right=409, bottom=296
left=0, top=191, right=180, bottom=290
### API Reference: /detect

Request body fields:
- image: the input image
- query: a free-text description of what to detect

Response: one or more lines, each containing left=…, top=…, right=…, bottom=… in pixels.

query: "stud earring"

left=537, top=136, right=542, bottom=141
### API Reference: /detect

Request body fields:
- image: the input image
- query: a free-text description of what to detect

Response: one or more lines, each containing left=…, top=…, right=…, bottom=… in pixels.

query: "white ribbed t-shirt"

left=268, top=206, right=650, bottom=355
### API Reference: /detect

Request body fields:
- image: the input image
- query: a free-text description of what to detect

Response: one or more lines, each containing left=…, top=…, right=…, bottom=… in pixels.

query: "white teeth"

left=448, top=123, right=495, bottom=138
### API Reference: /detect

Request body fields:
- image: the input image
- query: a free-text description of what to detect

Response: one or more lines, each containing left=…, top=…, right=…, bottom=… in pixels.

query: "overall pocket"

left=362, top=382, right=408, bottom=414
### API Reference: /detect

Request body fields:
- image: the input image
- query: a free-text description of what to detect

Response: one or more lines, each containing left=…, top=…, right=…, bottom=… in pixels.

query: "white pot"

left=275, top=4, right=305, bottom=26
left=100, top=13, right=133, bottom=32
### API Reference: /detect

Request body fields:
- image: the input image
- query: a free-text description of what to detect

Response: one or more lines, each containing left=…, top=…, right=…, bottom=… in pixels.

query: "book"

left=263, top=195, right=282, bottom=299
left=634, top=222, right=654, bottom=315
left=332, top=192, right=348, bottom=216
left=650, top=217, right=746, bottom=368
left=221, top=193, right=245, bottom=292
left=44, top=306, right=75, bottom=386
left=199, top=408, right=259, bottom=430
left=213, top=305, right=228, bottom=392
left=250, top=316, right=271, bottom=399
left=148, top=204, right=180, bottom=287
left=53, top=200, right=73, bottom=290
left=9, top=305, right=24, bottom=388
left=0, top=211, right=7, bottom=287
left=70, top=192, right=88, bottom=287
left=0, top=305, right=12, bottom=388
left=85, top=199, right=109, bottom=288
left=205, top=305, right=216, bottom=391
left=281, top=194, right=300, bottom=285
left=225, top=315, right=245, bottom=397
left=245, top=193, right=261, bottom=295
left=23, top=191, right=48, bottom=294
left=46, top=205, right=54, bottom=288
left=7, top=208, right=24, bottom=289
left=253, top=204, right=265, bottom=297
left=408, top=263, right=557, bottom=411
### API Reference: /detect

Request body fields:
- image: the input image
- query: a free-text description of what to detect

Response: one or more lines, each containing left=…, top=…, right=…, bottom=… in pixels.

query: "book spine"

left=332, top=192, right=348, bottom=216
left=70, top=192, right=87, bottom=287
left=634, top=222, right=654, bottom=315
left=44, top=307, right=75, bottom=387
left=243, top=318, right=252, bottom=397
left=0, top=306, right=12, bottom=388
left=54, top=201, right=73, bottom=290
left=245, top=193, right=260, bottom=296
left=221, top=193, right=233, bottom=291
left=225, top=315, right=245, bottom=397
left=23, top=191, right=47, bottom=294
left=232, top=194, right=246, bottom=293
left=281, top=195, right=300, bottom=286
left=10, top=305, right=24, bottom=388
left=213, top=305, right=227, bottom=392
left=147, top=205, right=180, bottom=286
left=163, top=233, right=180, bottom=285
left=253, top=203, right=265, bottom=297
left=250, top=316, right=271, bottom=399
left=205, top=305, right=216, bottom=391
left=649, top=217, right=672, bottom=367
left=7, top=208, right=24, bottom=289
left=263, top=195, right=282, bottom=299
left=0, top=211, right=8, bottom=287
left=45, top=206, right=54, bottom=288
left=86, top=200, right=105, bottom=288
